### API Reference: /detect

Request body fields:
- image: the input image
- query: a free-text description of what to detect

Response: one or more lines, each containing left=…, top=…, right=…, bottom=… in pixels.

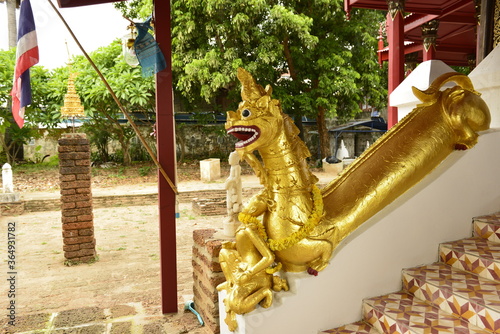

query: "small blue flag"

left=134, top=17, right=166, bottom=77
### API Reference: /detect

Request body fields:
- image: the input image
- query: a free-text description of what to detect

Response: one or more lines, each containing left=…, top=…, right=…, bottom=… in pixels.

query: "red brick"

left=62, top=230, right=79, bottom=238
left=78, top=228, right=94, bottom=236
left=63, top=244, right=80, bottom=252
left=75, top=159, right=90, bottom=166
left=60, top=180, right=91, bottom=190
left=58, top=145, right=76, bottom=153
left=193, top=229, right=216, bottom=246
left=61, top=194, right=91, bottom=203
left=76, top=201, right=92, bottom=208
left=61, top=202, right=76, bottom=210
left=60, top=174, right=76, bottom=182
left=58, top=137, right=88, bottom=146
left=193, top=246, right=222, bottom=272
left=61, top=216, right=78, bottom=223
left=62, top=221, right=93, bottom=230
left=75, top=145, right=90, bottom=152
left=59, top=160, right=75, bottom=167
left=59, top=152, right=90, bottom=160
left=63, top=236, right=95, bottom=245
left=60, top=189, right=76, bottom=196
left=76, top=174, right=91, bottom=180
left=205, top=239, right=223, bottom=259
left=77, top=214, right=93, bottom=222
left=60, top=166, right=90, bottom=175
left=62, top=207, right=92, bottom=217
left=76, top=188, right=91, bottom=194
left=79, top=241, right=96, bottom=249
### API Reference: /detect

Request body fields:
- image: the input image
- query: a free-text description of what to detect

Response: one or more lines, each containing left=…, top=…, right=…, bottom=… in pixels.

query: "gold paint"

left=60, top=72, right=85, bottom=118
left=219, top=68, right=490, bottom=330
left=387, top=0, right=405, bottom=20
left=421, top=19, right=439, bottom=52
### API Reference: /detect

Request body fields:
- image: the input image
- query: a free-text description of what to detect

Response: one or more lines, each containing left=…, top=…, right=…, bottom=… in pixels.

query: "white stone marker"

left=2, top=163, right=14, bottom=193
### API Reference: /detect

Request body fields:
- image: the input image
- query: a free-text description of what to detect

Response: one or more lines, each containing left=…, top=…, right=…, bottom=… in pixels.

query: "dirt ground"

left=0, top=162, right=239, bottom=333
left=0, top=201, right=225, bottom=333
left=11, top=161, right=255, bottom=193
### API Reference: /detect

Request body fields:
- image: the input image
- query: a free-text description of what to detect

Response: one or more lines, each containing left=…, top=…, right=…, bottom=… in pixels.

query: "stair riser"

left=403, top=272, right=500, bottom=333
left=363, top=303, right=409, bottom=334
left=319, top=321, right=379, bottom=334
left=474, top=220, right=500, bottom=243
left=439, top=245, right=500, bottom=281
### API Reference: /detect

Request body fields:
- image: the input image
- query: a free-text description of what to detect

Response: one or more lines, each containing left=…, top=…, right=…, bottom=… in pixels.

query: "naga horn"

left=412, top=72, right=476, bottom=103
left=237, top=68, right=267, bottom=102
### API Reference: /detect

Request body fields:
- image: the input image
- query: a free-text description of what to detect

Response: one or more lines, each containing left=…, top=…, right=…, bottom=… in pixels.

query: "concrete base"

left=0, top=192, right=20, bottom=202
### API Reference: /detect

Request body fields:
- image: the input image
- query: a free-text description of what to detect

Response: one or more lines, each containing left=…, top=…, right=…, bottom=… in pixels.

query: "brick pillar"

left=192, top=229, right=228, bottom=334
left=58, top=133, right=97, bottom=264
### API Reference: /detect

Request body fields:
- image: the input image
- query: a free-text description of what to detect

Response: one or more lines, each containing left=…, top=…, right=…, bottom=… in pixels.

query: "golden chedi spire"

left=60, top=70, right=85, bottom=118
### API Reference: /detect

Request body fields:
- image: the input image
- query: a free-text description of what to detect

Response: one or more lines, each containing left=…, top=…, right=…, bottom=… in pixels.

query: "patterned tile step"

left=403, top=263, right=500, bottom=333
left=440, top=237, right=500, bottom=281
left=320, top=321, right=379, bottom=334
left=474, top=212, right=500, bottom=243
left=363, top=292, right=491, bottom=334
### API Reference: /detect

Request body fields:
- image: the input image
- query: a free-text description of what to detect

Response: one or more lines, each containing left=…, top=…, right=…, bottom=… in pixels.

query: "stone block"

left=200, top=158, right=221, bottom=181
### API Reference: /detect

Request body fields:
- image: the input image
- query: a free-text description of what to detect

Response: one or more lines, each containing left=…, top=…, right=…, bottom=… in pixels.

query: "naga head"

left=226, top=68, right=284, bottom=154
left=412, top=72, right=490, bottom=149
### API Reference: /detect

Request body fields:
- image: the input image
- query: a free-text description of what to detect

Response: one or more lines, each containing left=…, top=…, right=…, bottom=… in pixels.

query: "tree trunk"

left=294, top=114, right=305, bottom=142
left=117, top=134, right=132, bottom=166
left=317, top=106, right=331, bottom=159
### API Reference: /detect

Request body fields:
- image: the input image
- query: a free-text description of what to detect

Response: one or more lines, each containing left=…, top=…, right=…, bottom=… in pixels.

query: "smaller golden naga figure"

left=217, top=68, right=490, bottom=331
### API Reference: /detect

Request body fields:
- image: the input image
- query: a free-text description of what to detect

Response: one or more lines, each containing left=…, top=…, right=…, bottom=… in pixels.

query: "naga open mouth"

left=227, top=125, right=261, bottom=149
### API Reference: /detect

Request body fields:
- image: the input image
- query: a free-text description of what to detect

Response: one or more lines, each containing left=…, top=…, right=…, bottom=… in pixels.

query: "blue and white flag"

left=11, top=0, right=39, bottom=128
left=134, top=17, right=166, bottom=77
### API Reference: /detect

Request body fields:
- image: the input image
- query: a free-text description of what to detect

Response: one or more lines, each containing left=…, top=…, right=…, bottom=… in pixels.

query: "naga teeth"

left=229, top=126, right=259, bottom=148
left=228, top=127, right=258, bottom=133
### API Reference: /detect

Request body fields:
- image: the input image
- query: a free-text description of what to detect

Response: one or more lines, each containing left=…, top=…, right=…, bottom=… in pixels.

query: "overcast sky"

left=1, top=0, right=129, bottom=69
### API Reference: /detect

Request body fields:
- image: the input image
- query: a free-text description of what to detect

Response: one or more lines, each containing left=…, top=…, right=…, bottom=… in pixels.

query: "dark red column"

left=386, top=1, right=405, bottom=128
left=154, top=1, right=178, bottom=313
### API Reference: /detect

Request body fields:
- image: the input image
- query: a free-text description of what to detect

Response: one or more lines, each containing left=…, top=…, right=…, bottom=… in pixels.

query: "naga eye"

left=241, top=109, right=251, bottom=118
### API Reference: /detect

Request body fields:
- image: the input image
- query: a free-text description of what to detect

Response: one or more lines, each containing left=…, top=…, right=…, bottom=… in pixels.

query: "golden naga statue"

left=217, top=68, right=490, bottom=330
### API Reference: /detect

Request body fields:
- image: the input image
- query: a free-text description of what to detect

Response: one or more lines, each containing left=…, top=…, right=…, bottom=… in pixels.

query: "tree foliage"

left=70, top=40, right=156, bottom=165
left=125, top=1, right=388, bottom=159
left=0, top=48, right=61, bottom=164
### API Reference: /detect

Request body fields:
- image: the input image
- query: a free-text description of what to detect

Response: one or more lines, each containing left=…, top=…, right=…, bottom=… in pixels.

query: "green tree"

left=0, top=48, right=60, bottom=164
left=70, top=40, right=156, bottom=165
left=117, top=0, right=387, bottom=158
